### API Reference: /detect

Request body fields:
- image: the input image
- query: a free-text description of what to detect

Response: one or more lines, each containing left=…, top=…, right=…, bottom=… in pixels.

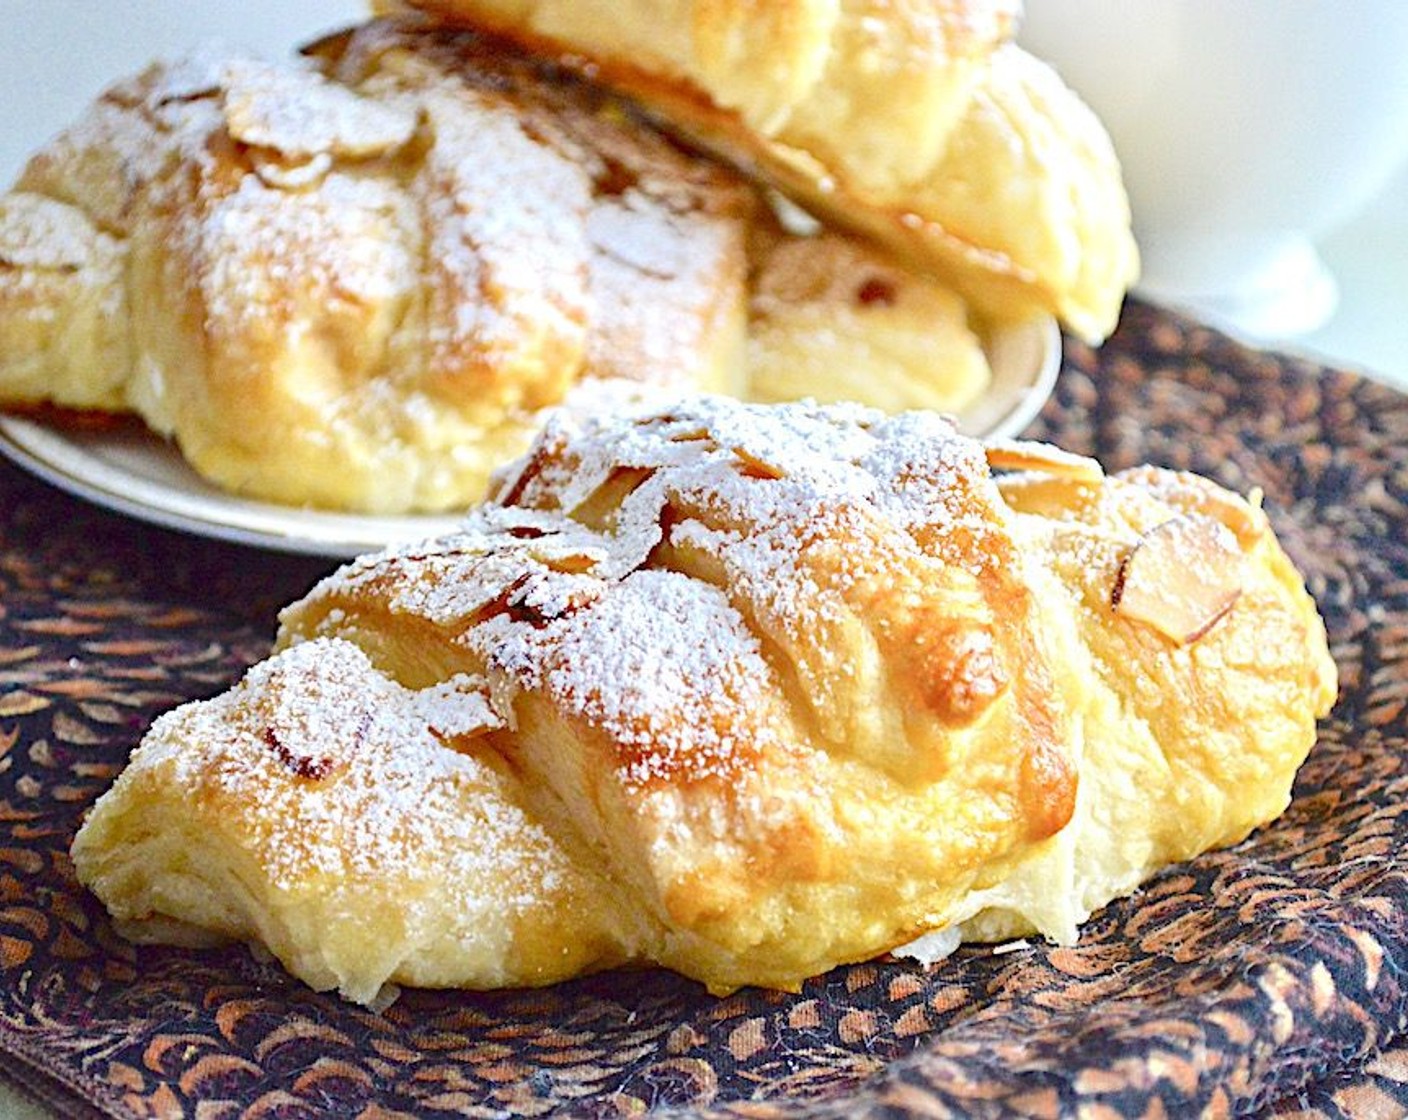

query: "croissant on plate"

left=389, top=0, right=1141, bottom=341
left=70, top=396, right=1335, bottom=1004
left=0, top=16, right=1005, bottom=513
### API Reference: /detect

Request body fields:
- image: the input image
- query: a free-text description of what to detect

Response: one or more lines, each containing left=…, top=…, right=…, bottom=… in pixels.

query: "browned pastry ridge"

left=70, top=396, right=1335, bottom=1004
left=0, top=16, right=997, bottom=513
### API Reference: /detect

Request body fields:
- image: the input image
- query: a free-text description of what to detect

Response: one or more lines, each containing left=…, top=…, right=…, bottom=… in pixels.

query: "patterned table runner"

left=1, top=300, right=1405, bottom=1118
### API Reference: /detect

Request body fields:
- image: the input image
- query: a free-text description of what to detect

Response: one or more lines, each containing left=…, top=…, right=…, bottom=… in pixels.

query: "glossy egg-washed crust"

left=69, top=397, right=1335, bottom=1004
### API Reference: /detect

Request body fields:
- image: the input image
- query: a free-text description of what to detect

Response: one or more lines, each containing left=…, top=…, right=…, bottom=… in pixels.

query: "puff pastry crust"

left=71, top=397, right=1336, bottom=1003
left=393, top=0, right=1139, bottom=341
left=0, top=21, right=754, bottom=512
left=385, top=0, right=1020, bottom=188
left=0, top=17, right=998, bottom=514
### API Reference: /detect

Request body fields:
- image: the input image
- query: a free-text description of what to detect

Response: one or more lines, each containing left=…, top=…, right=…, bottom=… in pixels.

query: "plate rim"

left=0, top=315, right=1061, bottom=559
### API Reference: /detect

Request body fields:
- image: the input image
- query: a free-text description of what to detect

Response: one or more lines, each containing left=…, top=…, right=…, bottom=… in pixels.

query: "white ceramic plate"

left=0, top=316, right=1061, bottom=558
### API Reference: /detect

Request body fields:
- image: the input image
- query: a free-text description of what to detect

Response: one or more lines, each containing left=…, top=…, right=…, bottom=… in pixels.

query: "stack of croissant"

left=1, top=3, right=1339, bottom=1009
left=0, top=2, right=1137, bottom=512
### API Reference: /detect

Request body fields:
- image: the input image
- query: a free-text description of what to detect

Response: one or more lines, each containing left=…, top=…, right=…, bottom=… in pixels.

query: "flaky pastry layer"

left=393, top=0, right=1139, bottom=341
left=71, top=397, right=1335, bottom=1003
left=0, top=17, right=994, bottom=513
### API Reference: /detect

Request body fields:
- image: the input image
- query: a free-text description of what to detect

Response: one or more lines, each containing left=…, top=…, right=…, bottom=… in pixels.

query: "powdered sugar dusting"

left=584, top=191, right=741, bottom=384
left=416, top=82, right=592, bottom=387
left=0, top=193, right=103, bottom=269
left=197, top=169, right=418, bottom=341
left=480, top=567, right=783, bottom=787
left=139, top=637, right=558, bottom=909
left=220, top=58, right=419, bottom=159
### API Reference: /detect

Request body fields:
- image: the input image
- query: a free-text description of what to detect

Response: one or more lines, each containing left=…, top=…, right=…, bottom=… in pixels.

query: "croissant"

left=382, top=0, right=1021, bottom=188
left=392, top=0, right=1140, bottom=341
left=0, top=21, right=743, bottom=512
left=0, top=17, right=994, bottom=514
left=70, top=396, right=1336, bottom=1004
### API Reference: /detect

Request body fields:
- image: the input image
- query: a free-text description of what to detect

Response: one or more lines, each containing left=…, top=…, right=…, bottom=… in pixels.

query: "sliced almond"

left=1111, top=514, right=1245, bottom=645
left=537, top=550, right=600, bottom=575
left=731, top=445, right=786, bottom=480
left=222, top=59, right=418, bottom=161
left=985, top=440, right=1104, bottom=482
left=493, top=422, right=571, bottom=507
left=1192, top=486, right=1268, bottom=550
left=419, top=676, right=507, bottom=751
left=249, top=149, right=333, bottom=191
left=1117, top=466, right=1268, bottom=549
left=667, top=427, right=715, bottom=444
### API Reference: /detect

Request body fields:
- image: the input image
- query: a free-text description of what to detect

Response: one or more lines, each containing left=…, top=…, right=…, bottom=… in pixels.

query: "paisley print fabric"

left=0, top=300, right=1405, bottom=1118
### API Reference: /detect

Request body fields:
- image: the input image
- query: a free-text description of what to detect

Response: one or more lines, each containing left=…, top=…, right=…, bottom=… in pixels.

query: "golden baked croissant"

left=0, top=16, right=994, bottom=513
left=0, top=22, right=746, bottom=512
left=70, top=396, right=1336, bottom=1004
left=745, top=221, right=993, bottom=414
left=392, top=0, right=1140, bottom=341
left=382, top=0, right=1021, bottom=190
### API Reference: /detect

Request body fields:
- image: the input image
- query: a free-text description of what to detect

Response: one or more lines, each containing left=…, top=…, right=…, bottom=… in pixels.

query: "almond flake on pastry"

left=72, top=397, right=1336, bottom=1003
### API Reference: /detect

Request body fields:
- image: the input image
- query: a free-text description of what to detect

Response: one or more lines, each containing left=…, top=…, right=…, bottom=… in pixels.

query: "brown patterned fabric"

left=1, top=299, right=1406, bottom=1119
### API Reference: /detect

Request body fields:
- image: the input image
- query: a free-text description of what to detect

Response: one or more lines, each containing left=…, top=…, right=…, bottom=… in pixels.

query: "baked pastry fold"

left=71, top=397, right=1336, bottom=1003
left=0, top=17, right=998, bottom=513
left=0, top=22, right=751, bottom=512
left=392, top=0, right=1140, bottom=341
